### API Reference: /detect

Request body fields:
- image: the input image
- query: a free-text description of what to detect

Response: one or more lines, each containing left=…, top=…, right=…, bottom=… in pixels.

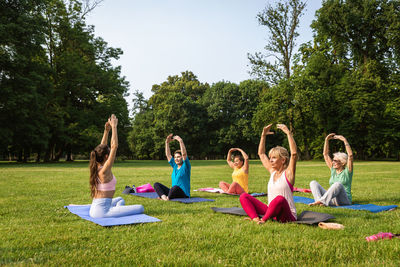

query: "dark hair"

left=174, top=150, right=182, bottom=156
left=89, top=144, right=110, bottom=198
left=233, top=153, right=244, bottom=163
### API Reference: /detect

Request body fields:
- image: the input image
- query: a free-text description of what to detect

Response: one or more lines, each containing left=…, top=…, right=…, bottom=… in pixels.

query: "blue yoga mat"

left=65, top=205, right=161, bottom=227
left=130, top=192, right=215, bottom=203
left=293, top=196, right=398, bottom=213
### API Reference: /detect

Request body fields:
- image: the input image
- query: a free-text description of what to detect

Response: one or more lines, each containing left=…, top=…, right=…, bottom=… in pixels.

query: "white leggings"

left=89, top=197, right=144, bottom=218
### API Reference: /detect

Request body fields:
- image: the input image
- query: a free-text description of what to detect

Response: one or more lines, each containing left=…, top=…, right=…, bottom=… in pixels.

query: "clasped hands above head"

left=166, top=133, right=182, bottom=143
left=326, top=133, right=346, bottom=142
left=262, top=123, right=290, bottom=136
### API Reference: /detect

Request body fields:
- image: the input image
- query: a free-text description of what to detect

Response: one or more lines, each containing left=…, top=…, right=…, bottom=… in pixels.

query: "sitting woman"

left=89, top=114, right=144, bottom=218
left=219, top=148, right=249, bottom=194
left=154, top=134, right=191, bottom=201
left=240, top=124, right=297, bottom=224
left=309, top=133, right=353, bottom=206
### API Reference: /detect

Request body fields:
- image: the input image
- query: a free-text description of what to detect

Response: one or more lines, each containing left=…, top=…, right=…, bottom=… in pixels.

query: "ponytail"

left=89, top=144, right=110, bottom=198
left=89, top=151, right=98, bottom=198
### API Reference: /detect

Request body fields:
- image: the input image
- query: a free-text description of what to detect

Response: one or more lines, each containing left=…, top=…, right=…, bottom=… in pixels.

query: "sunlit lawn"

left=0, top=160, right=399, bottom=266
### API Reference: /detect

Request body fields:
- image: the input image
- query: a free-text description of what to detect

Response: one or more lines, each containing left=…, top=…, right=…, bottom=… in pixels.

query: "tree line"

left=1, top=0, right=399, bottom=161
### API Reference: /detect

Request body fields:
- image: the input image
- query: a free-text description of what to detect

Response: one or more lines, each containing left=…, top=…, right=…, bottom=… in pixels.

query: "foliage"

left=248, top=0, right=306, bottom=85
left=202, top=80, right=267, bottom=158
left=0, top=0, right=130, bottom=161
left=129, top=71, right=210, bottom=159
left=253, top=0, right=400, bottom=160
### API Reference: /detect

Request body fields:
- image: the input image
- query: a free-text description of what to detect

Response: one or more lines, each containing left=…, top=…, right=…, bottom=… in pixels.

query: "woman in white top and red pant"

left=240, top=124, right=297, bottom=224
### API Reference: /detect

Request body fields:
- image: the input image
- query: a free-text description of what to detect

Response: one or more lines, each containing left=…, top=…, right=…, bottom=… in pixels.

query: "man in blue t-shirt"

left=154, top=134, right=191, bottom=200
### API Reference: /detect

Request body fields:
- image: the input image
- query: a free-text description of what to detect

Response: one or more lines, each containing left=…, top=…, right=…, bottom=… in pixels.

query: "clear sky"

left=86, top=0, right=323, bottom=105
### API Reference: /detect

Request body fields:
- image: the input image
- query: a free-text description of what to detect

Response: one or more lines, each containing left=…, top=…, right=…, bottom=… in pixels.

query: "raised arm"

left=226, top=148, right=235, bottom=169
left=173, top=135, right=187, bottom=161
left=258, top=124, right=274, bottom=173
left=165, top=134, right=173, bottom=162
left=100, top=121, right=111, bottom=145
left=235, top=148, right=249, bottom=174
left=323, top=133, right=335, bottom=168
left=334, top=135, right=353, bottom=172
left=100, top=114, right=118, bottom=180
left=277, top=124, right=297, bottom=185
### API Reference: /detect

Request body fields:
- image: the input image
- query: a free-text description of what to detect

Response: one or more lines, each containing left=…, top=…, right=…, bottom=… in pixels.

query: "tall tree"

left=248, top=0, right=306, bottom=85
left=310, top=0, right=400, bottom=159
left=0, top=0, right=131, bottom=161
left=42, top=0, right=131, bottom=161
left=128, top=91, right=155, bottom=159
left=0, top=0, right=51, bottom=161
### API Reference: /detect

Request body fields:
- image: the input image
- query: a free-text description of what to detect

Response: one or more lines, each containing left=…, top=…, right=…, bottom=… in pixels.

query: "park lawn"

left=0, top=160, right=399, bottom=266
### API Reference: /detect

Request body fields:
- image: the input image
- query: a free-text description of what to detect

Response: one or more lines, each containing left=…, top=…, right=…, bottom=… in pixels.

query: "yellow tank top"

left=232, top=167, right=248, bottom=193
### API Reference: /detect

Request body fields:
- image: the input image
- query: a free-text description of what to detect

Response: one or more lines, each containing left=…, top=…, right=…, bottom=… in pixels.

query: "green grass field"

left=1, top=160, right=399, bottom=266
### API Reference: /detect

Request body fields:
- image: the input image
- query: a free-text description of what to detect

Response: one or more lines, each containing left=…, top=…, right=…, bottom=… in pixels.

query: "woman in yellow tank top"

left=219, top=148, right=249, bottom=194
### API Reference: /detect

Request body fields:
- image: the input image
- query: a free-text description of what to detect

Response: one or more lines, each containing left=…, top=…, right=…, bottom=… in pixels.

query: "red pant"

left=239, top=193, right=295, bottom=222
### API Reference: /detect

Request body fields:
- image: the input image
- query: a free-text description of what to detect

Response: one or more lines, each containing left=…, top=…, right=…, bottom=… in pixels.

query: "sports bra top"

left=96, top=166, right=117, bottom=191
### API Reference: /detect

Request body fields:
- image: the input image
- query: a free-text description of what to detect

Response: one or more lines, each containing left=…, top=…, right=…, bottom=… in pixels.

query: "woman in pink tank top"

left=88, top=114, right=143, bottom=218
left=240, top=124, right=298, bottom=224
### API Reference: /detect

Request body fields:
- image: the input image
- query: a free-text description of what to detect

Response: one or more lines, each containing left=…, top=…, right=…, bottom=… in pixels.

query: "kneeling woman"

left=219, top=148, right=249, bottom=195
left=309, top=133, right=353, bottom=206
left=240, top=124, right=297, bottom=224
left=89, top=114, right=144, bottom=218
left=154, top=134, right=191, bottom=201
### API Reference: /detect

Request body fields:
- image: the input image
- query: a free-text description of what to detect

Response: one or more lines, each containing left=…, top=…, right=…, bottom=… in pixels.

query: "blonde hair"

left=333, top=152, right=348, bottom=166
left=268, top=146, right=289, bottom=168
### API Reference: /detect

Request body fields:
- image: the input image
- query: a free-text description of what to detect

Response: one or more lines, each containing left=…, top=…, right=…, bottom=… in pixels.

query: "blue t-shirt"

left=169, top=157, right=191, bottom=197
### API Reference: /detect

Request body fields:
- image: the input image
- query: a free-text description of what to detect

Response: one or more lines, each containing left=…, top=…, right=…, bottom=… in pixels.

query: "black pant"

left=153, top=182, right=188, bottom=199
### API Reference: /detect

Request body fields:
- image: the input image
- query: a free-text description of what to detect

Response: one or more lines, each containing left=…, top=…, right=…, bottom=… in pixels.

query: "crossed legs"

left=239, top=193, right=295, bottom=223
left=219, top=181, right=245, bottom=195
left=309, top=180, right=351, bottom=206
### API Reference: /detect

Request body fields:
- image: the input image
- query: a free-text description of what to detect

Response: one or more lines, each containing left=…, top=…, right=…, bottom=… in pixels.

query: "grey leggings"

left=309, top=181, right=351, bottom=206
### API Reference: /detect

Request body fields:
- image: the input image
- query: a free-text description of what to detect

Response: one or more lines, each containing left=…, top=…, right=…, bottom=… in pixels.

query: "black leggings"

left=153, top=182, right=188, bottom=199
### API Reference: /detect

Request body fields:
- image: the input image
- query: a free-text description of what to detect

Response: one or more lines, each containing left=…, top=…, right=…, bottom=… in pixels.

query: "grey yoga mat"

left=211, top=207, right=335, bottom=224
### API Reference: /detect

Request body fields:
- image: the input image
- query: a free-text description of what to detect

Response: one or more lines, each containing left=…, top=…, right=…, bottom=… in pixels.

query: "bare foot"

left=309, top=201, right=324, bottom=206
left=161, top=195, right=169, bottom=201
left=257, top=219, right=266, bottom=225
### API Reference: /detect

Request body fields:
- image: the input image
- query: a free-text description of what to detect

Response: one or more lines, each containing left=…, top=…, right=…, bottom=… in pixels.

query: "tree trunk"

left=66, top=144, right=73, bottom=161
left=36, top=149, right=41, bottom=162
left=302, top=141, right=311, bottom=160
left=44, top=145, right=52, bottom=162
left=53, top=144, right=63, bottom=161
left=17, top=149, right=23, bottom=162
left=23, top=147, right=29, bottom=162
